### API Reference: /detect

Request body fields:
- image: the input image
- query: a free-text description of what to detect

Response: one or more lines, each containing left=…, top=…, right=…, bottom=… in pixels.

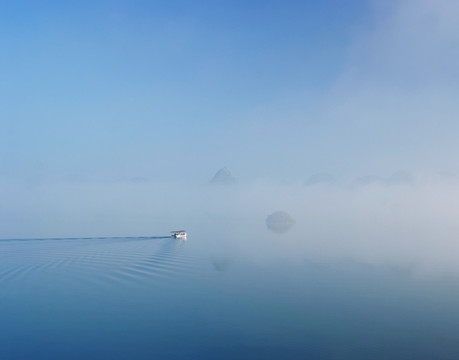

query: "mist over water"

left=3, top=171, right=459, bottom=358
left=2, top=169, right=459, bottom=359
left=3, top=174, right=459, bottom=275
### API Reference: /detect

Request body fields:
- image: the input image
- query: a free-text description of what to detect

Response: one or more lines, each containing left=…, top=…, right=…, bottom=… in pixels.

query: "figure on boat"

left=171, top=230, right=187, bottom=240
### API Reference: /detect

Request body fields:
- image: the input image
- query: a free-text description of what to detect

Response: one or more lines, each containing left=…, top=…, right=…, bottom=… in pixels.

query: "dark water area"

left=1, top=236, right=459, bottom=359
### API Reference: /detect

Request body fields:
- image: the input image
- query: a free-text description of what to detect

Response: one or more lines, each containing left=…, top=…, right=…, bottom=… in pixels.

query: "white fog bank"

left=2, top=175, right=459, bottom=276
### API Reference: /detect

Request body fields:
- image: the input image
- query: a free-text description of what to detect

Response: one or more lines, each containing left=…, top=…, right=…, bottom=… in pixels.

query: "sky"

left=1, top=0, right=369, bottom=182
left=2, top=0, right=458, bottom=182
left=2, top=0, right=459, bottom=274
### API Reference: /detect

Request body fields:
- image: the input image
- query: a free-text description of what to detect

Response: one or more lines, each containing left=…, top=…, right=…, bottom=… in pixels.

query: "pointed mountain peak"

left=210, top=167, right=236, bottom=184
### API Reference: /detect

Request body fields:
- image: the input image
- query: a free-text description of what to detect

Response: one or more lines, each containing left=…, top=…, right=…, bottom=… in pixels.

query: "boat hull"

left=171, top=231, right=187, bottom=240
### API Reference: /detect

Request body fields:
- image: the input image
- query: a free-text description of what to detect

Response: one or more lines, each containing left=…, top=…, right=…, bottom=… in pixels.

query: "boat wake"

left=0, top=236, right=193, bottom=288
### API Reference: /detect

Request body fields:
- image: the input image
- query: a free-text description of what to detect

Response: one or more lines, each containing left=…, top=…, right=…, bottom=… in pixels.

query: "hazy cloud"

left=353, top=171, right=414, bottom=188
left=304, top=173, right=335, bottom=187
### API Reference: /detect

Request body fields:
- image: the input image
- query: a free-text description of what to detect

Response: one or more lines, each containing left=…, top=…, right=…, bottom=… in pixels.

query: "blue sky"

left=1, top=0, right=459, bottom=184
left=1, top=0, right=370, bottom=182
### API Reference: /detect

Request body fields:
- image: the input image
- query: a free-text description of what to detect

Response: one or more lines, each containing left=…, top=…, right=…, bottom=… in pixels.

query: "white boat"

left=171, top=230, right=187, bottom=240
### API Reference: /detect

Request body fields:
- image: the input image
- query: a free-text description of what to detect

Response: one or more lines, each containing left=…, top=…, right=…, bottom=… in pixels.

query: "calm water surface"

left=1, top=236, right=459, bottom=359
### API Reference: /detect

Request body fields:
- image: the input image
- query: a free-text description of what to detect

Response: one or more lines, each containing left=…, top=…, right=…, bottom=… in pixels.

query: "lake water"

left=1, top=236, right=459, bottom=359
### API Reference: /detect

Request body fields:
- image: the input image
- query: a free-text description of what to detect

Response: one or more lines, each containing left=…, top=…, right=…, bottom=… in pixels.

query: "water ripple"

left=0, top=236, right=194, bottom=286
